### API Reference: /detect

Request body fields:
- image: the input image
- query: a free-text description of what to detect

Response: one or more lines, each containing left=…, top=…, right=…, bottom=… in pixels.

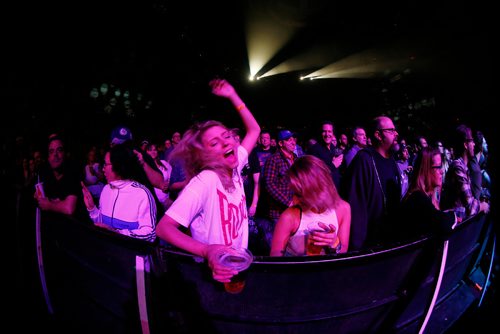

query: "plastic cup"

left=35, top=182, right=45, bottom=198
left=455, top=207, right=466, bottom=221
left=306, top=222, right=329, bottom=255
left=217, top=247, right=253, bottom=294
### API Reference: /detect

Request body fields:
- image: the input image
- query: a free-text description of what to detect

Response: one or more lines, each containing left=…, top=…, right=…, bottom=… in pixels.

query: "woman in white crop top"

left=270, top=155, right=351, bottom=256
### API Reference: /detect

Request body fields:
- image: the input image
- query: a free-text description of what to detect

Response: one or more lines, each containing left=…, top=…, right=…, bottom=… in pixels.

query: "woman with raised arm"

left=156, top=79, right=260, bottom=283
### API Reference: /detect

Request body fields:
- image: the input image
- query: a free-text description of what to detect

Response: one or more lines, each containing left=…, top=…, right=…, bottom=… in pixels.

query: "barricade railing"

left=36, top=212, right=492, bottom=334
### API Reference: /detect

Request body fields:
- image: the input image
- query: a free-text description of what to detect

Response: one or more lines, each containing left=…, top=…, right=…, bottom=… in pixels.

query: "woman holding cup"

left=270, top=155, right=351, bottom=256
left=155, top=79, right=260, bottom=283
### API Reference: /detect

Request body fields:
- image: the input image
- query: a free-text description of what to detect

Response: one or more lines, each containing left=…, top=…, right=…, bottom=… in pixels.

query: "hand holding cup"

left=306, top=222, right=337, bottom=255
left=207, top=245, right=253, bottom=293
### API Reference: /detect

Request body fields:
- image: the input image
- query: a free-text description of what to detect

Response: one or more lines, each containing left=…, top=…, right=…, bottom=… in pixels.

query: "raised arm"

left=134, top=149, right=165, bottom=189
left=209, top=79, right=260, bottom=154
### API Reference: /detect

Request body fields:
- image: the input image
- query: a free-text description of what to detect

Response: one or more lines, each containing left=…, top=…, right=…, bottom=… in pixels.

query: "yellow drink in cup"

left=306, top=222, right=329, bottom=255
left=217, top=248, right=253, bottom=294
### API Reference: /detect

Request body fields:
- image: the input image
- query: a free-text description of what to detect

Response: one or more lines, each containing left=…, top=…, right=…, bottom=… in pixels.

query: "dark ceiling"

left=5, top=0, right=493, bottom=142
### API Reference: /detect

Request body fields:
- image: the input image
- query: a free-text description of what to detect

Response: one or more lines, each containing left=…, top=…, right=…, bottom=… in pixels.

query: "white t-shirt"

left=166, top=146, right=249, bottom=248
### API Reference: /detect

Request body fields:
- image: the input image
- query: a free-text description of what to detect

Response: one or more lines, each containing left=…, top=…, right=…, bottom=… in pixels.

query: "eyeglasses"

left=104, top=162, right=112, bottom=167
left=431, top=165, right=442, bottom=169
left=378, top=128, right=397, bottom=134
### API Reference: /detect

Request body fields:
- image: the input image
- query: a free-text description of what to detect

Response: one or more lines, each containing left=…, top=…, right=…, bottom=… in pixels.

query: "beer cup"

left=216, top=247, right=253, bottom=294
left=305, top=222, right=328, bottom=255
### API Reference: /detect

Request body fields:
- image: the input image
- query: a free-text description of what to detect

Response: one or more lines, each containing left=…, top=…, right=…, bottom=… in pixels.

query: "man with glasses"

left=341, top=116, right=402, bottom=250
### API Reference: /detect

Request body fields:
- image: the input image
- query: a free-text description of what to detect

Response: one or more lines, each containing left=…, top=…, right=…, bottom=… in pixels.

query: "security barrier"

left=37, top=212, right=493, bottom=333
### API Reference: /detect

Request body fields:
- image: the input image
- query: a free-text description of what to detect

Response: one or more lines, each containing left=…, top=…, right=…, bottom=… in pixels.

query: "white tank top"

left=285, top=208, right=339, bottom=256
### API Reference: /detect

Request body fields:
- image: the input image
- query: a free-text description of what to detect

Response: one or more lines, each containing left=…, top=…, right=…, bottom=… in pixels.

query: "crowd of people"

left=14, top=79, right=493, bottom=284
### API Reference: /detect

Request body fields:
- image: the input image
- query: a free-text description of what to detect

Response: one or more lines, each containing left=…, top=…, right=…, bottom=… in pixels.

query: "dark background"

left=4, top=0, right=494, bottom=146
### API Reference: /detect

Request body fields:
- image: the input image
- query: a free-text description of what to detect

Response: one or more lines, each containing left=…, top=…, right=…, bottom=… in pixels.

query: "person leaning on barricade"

left=155, top=79, right=260, bottom=284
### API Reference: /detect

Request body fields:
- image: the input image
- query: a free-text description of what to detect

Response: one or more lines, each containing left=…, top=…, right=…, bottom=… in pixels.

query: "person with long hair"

left=396, top=147, right=457, bottom=242
left=270, top=155, right=351, bottom=256
left=156, top=79, right=260, bottom=283
left=81, top=144, right=157, bottom=242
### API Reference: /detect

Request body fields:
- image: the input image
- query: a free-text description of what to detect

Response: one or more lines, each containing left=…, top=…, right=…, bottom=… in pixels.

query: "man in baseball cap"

left=277, top=129, right=295, bottom=141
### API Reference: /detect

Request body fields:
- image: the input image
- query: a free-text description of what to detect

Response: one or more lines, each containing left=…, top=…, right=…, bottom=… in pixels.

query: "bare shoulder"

left=278, top=206, right=301, bottom=231
left=281, top=206, right=301, bottom=221
left=337, top=200, right=351, bottom=215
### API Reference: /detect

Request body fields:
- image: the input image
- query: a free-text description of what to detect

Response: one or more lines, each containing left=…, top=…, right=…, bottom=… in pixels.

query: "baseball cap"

left=278, top=130, right=295, bottom=141
left=110, top=126, right=133, bottom=145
